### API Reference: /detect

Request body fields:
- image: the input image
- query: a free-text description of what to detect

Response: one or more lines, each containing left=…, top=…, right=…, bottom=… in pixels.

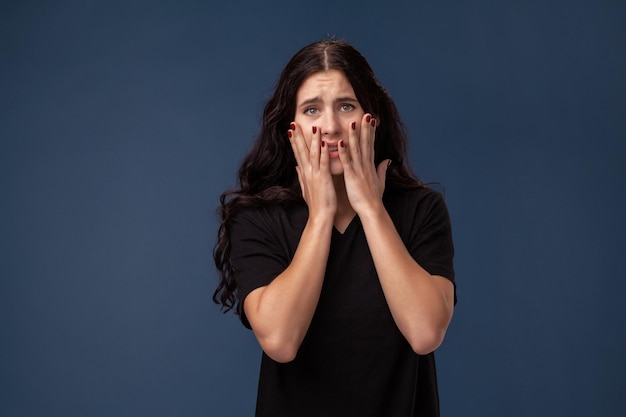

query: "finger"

left=348, top=119, right=361, bottom=169
left=369, top=116, right=377, bottom=165
left=288, top=127, right=303, bottom=169
left=359, top=114, right=372, bottom=164
left=310, top=125, right=320, bottom=169
left=320, top=138, right=330, bottom=172
left=290, top=123, right=310, bottom=169
left=337, top=139, right=353, bottom=175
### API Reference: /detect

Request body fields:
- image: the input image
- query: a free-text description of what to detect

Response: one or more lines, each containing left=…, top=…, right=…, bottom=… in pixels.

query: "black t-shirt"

left=230, top=186, right=455, bottom=417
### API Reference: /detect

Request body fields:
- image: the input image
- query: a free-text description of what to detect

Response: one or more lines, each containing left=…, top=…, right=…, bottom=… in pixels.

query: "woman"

left=214, top=39, right=456, bottom=417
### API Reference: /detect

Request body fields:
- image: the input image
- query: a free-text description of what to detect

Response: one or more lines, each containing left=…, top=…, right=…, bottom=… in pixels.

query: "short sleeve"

left=229, top=207, right=298, bottom=327
left=406, top=191, right=456, bottom=303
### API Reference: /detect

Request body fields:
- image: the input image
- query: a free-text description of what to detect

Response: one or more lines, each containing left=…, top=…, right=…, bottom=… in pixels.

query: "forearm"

left=244, top=214, right=333, bottom=362
left=360, top=203, right=454, bottom=354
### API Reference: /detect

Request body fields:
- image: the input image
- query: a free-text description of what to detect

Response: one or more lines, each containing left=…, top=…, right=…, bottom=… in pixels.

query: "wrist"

left=355, top=198, right=386, bottom=219
left=356, top=200, right=388, bottom=227
left=307, top=210, right=335, bottom=230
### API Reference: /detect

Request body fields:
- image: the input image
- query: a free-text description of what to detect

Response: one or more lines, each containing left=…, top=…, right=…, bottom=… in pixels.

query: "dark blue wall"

left=2, top=1, right=624, bottom=416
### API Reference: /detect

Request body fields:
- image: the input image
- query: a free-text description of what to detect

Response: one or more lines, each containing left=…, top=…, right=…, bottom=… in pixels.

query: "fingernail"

left=351, top=121, right=356, bottom=130
left=287, top=130, right=292, bottom=138
left=312, top=126, right=317, bottom=134
left=387, top=160, right=392, bottom=167
left=371, top=118, right=376, bottom=128
left=340, top=140, right=345, bottom=148
left=366, top=115, right=371, bottom=123
left=322, top=140, right=326, bottom=147
left=290, top=122, right=296, bottom=130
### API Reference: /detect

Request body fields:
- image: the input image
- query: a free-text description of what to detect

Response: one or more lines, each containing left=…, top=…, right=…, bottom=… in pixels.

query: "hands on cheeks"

left=288, top=122, right=337, bottom=220
left=287, top=113, right=391, bottom=217
left=338, top=114, right=391, bottom=216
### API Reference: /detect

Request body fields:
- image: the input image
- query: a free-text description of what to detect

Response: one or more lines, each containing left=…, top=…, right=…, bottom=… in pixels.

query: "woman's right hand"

left=289, top=122, right=337, bottom=221
left=243, top=123, right=336, bottom=363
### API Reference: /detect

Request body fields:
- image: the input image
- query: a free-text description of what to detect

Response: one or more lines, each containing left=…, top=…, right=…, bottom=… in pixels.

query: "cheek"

left=294, top=114, right=309, bottom=128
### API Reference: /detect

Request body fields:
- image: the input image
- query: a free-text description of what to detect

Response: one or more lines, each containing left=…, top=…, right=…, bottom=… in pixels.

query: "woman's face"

left=294, top=69, right=365, bottom=175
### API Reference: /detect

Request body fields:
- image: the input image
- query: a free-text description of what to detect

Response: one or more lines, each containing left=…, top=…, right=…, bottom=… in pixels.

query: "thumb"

left=295, top=165, right=306, bottom=200
left=376, top=159, right=392, bottom=190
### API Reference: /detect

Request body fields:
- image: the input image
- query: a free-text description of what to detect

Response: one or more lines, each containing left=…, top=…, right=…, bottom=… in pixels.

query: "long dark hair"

left=213, top=39, right=423, bottom=313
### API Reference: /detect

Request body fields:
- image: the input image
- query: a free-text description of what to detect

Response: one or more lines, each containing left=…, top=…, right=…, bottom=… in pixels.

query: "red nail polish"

left=351, top=121, right=356, bottom=130
left=322, top=140, right=326, bottom=147
left=366, top=115, right=371, bottom=123
left=290, top=122, right=296, bottom=130
left=340, top=140, right=345, bottom=148
left=371, top=118, right=376, bottom=128
left=312, top=126, right=317, bottom=134
left=287, top=130, right=292, bottom=138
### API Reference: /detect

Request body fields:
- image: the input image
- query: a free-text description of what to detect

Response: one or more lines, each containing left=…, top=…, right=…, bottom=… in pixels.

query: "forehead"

left=296, top=70, right=356, bottom=101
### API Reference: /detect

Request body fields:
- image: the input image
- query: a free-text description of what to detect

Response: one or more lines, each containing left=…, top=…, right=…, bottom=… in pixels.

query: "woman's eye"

left=340, top=104, right=355, bottom=112
left=304, top=108, right=318, bottom=115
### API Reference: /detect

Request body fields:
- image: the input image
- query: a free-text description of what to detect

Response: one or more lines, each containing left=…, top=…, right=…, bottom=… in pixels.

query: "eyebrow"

left=297, top=96, right=359, bottom=108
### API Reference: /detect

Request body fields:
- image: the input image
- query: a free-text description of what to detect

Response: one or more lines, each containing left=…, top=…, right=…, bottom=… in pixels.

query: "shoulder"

left=384, top=186, right=448, bottom=217
left=230, top=202, right=308, bottom=238
left=384, top=186, right=453, bottom=243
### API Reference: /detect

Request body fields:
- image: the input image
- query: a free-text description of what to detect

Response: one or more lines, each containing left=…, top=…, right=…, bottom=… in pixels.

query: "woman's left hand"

left=338, top=113, right=391, bottom=216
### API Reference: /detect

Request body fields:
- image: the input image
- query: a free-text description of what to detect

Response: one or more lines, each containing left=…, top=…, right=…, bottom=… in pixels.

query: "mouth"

left=327, top=143, right=338, bottom=152
left=326, top=142, right=339, bottom=157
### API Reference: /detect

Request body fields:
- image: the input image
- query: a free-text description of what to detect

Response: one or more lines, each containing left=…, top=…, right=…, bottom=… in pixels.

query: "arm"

left=359, top=205, right=455, bottom=354
left=243, top=123, right=335, bottom=363
left=244, top=215, right=333, bottom=363
left=338, top=114, right=455, bottom=354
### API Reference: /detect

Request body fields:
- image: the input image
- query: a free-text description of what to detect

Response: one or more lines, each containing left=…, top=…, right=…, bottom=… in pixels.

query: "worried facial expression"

left=294, top=70, right=365, bottom=175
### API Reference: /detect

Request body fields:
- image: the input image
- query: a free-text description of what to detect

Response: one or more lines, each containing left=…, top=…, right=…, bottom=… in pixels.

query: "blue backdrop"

left=2, top=1, right=625, bottom=416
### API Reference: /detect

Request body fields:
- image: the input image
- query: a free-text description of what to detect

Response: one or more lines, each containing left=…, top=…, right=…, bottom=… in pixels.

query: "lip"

left=326, top=142, right=339, bottom=158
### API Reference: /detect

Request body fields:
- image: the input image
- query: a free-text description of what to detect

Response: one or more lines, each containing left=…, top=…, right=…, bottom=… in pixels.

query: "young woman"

left=214, top=39, right=456, bottom=417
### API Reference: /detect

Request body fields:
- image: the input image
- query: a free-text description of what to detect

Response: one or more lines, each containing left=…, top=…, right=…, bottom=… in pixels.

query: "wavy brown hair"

left=213, top=39, right=423, bottom=313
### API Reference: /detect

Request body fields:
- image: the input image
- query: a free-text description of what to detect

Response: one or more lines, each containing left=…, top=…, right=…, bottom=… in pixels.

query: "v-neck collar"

left=333, top=215, right=359, bottom=236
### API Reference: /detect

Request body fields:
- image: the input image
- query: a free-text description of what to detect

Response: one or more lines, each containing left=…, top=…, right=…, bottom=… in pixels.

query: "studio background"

left=2, top=1, right=624, bottom=416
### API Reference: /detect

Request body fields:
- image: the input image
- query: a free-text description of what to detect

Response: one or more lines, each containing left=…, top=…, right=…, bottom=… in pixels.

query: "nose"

left=320, top=111, right=341, bottom=138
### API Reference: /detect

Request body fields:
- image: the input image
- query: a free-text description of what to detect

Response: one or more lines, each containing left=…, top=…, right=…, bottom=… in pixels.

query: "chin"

left=329, top=162, right=344, bottom=176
